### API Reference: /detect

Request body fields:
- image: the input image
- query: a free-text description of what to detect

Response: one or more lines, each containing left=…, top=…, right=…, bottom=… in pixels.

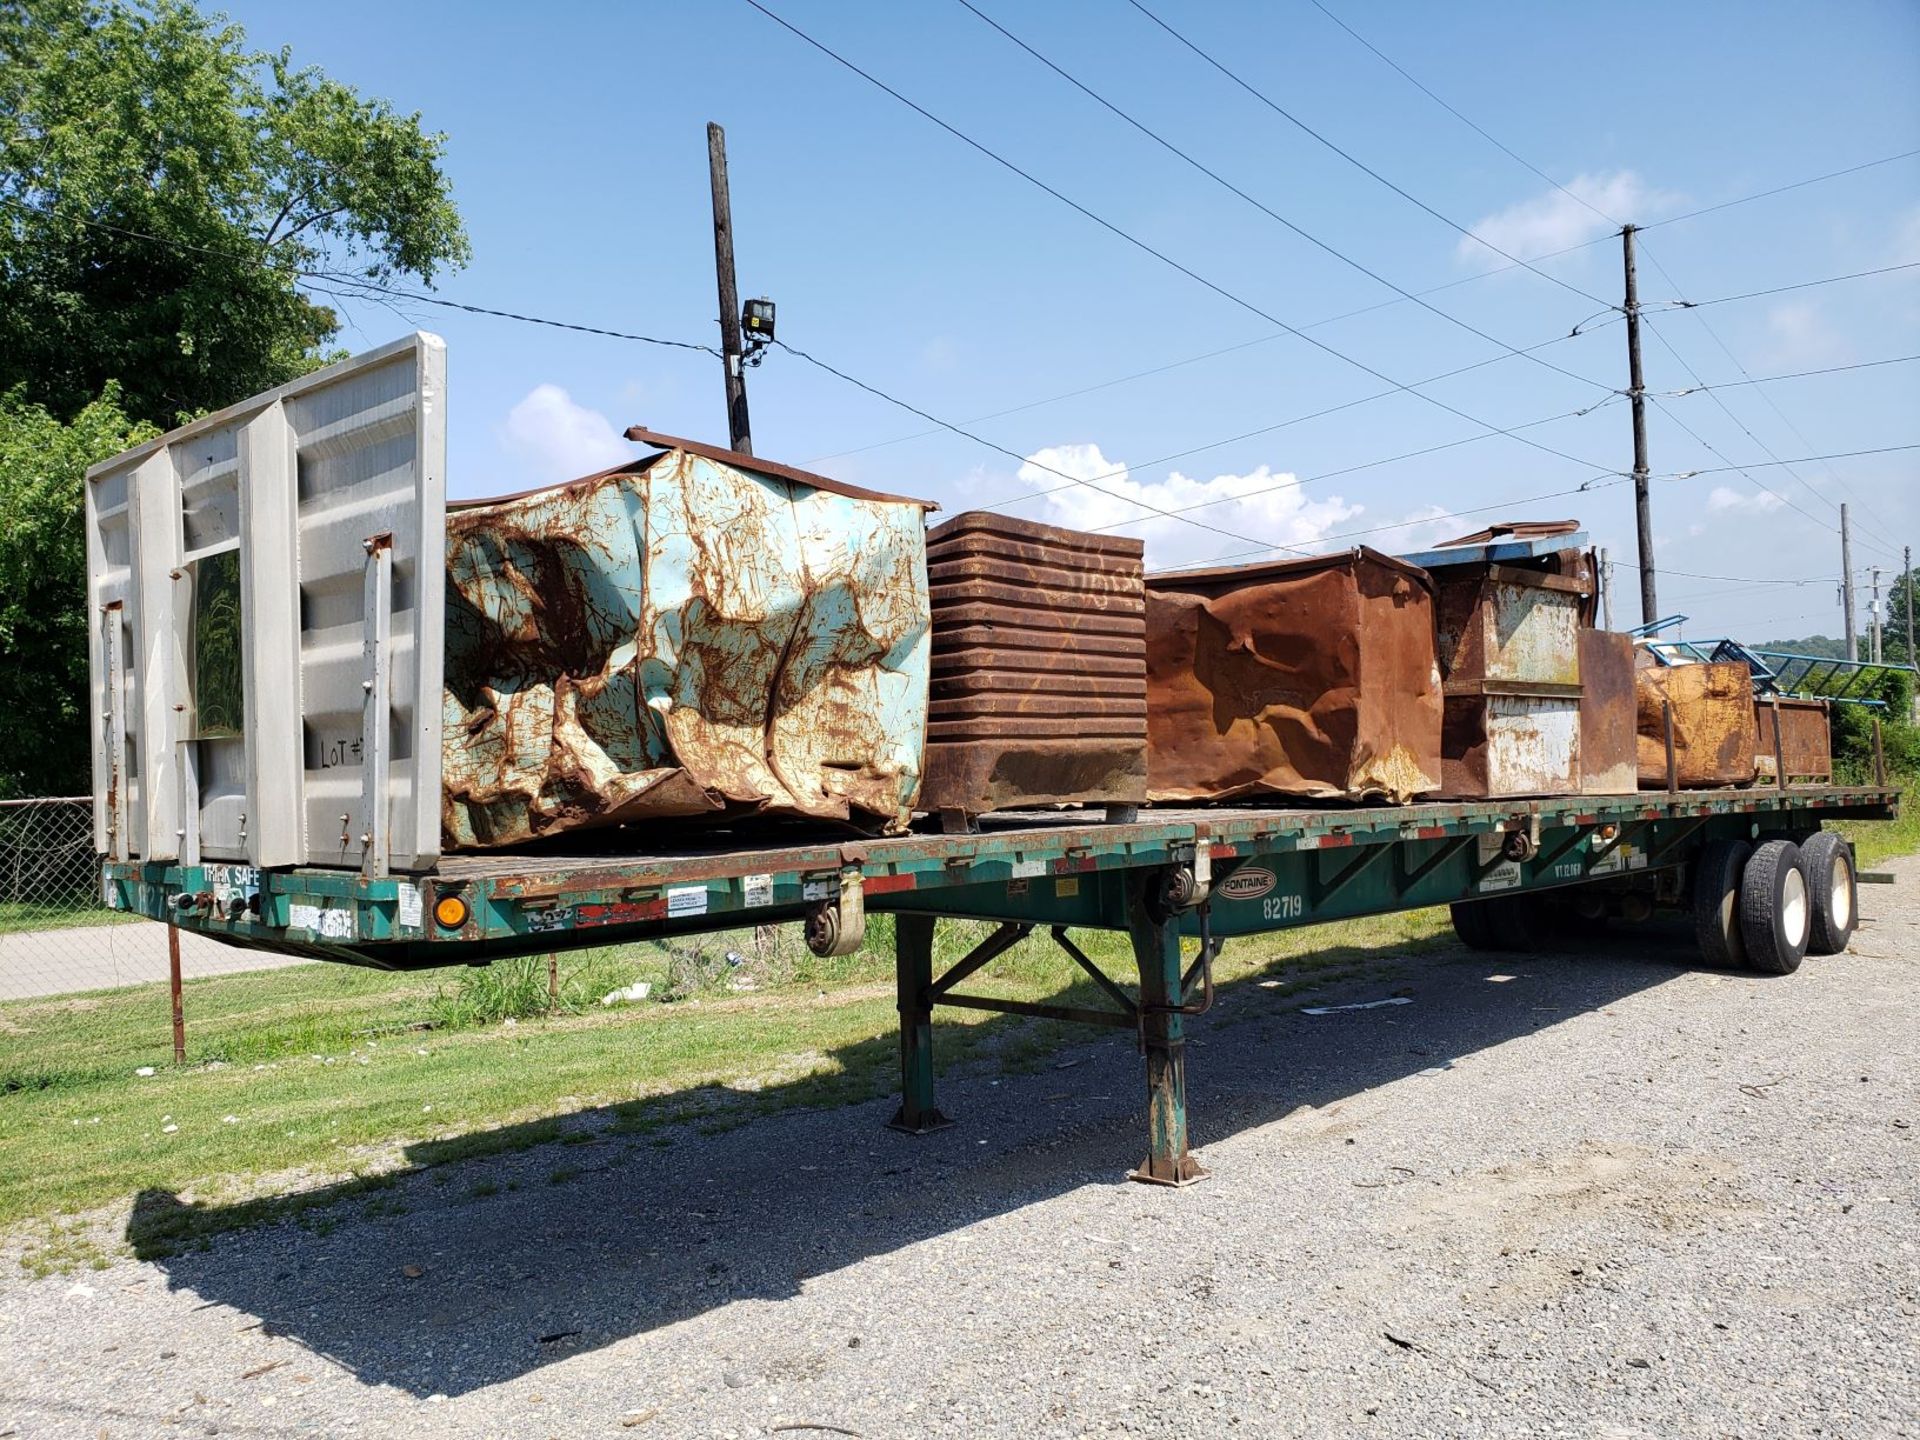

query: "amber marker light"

left=434, top=894, right=470, bottom=929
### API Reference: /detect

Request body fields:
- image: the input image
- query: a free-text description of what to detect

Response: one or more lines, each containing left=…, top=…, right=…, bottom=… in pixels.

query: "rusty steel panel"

left=1144, top=548, right=1442, bottom=804
left=1635, top=662, right=1759, bottom=788
left=441, top=444, right=931, bottom=847
left=1755, top=697, right=1832, bottom=783
left=1578, top=629, right=1639, bottom=794
left=1424, top=544, right=1593, bottom=799
left=919, top=513, right=1147, bottom=815
left=1440, top=694, right=1581, bottom=797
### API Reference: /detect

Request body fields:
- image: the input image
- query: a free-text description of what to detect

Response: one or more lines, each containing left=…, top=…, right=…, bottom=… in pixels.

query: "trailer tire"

left=1691, top=838, right=1751, bottom=968
left=1799, top=831, right=1857, bottom=956
left=1484, top=894, right=1547, bottom=952
left=1739, top=839, right=1810, bottom=976
left=1449, top=900, right=1497, bottom=951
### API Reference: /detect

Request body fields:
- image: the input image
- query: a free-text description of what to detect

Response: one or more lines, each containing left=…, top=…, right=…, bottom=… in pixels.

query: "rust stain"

left=1634, top=662, right=1759, bottom=788
left=1143, top=548, right=1442, bottom=804
left=1578, top=629, right=1639, bottom=794
left=440, top=446, right=930, bottom=849
left=1755, top=698, right=1832, bottom=783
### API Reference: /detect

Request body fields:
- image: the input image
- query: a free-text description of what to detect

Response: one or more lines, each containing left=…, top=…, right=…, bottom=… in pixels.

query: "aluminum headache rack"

left=104, top=783, right=1899, bottom=1186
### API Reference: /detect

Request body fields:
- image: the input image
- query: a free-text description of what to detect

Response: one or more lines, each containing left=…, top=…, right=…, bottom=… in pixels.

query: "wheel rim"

left=1780, top=867, right=1809, bottom=948
left=1831, top=856, right=1853, bottom=931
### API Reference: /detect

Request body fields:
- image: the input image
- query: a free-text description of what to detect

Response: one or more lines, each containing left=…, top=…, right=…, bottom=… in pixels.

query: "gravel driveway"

left=3, top=854, right=1915, bottom=1439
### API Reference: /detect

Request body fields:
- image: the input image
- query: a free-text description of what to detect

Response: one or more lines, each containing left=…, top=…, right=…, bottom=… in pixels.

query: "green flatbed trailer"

left=103, top=783, right=1899, bottom=1185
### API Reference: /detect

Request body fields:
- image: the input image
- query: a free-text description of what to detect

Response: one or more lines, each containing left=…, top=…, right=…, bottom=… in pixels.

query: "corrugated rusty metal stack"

left=1144, top=548, right=1442, bottom=804
left=440, top=431, right=933, bottom=848
left=1755, top=696, right=1832, bottom=784
left=1634, top=661, right=1759, bottom=788
left=918, top=513, right=1148, bottom=819
left=1402, top=523, right=1615, bottom=799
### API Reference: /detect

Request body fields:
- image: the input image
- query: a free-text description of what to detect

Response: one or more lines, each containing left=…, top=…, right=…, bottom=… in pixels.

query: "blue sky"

left=229, top=0, right=1917, bottom=642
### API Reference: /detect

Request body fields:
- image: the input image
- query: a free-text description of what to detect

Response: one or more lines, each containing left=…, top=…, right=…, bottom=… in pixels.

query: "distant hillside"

left=1755, top=634, right=1850, bottom=659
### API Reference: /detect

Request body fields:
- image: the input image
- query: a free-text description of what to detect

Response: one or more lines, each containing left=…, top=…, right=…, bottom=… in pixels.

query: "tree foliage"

left=0, top=387, right=155, bottom=797
left=0, top=0, right=468, bottom=795
left=0, top=0, right=470, bottom=429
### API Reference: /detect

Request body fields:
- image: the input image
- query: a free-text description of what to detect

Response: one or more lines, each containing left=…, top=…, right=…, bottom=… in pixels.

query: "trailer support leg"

left=1127, top=880, right=1208, bottom=1187
left=888, top=912, right=951, bottom=1134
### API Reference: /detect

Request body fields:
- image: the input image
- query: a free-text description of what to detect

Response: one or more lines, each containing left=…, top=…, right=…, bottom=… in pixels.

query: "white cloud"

left=1458, top=171, right=1678, bottom=264
left=1017, top=442, right=1360, bottom=571
left=499, top=384, right=635, bottom=486
left=1706, top=484, right=1785, bottom=515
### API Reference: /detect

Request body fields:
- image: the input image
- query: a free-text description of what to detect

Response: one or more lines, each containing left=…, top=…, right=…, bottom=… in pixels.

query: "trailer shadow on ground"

left=125, top=918, right=1728, bottom=1398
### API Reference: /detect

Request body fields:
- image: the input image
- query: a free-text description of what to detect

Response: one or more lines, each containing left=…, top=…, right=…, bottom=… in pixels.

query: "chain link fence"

left=0, top=796, right=340, bottom=1002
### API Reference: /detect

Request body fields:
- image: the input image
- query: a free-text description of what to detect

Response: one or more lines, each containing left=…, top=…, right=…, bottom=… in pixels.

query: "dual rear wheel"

left=1692, top=832, right=1856, bottom=975
left=1451, top=830, right=1857, bottom=973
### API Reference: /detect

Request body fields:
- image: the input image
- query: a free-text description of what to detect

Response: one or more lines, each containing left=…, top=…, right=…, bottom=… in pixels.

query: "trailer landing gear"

left=885, top=867, right=1215, bottom=1185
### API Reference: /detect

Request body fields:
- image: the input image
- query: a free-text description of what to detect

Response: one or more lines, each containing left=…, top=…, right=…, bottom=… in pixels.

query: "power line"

left=1638, top=239, right=1906, bottom=535
left=951, top=0, right=1615, bottom=404
left=770, top=337, right=1321, bottom=555
left=1120, top=0, right=1611, bottom=308
left=1639, top=151, right=1920, bottom=234
left=0, top=196, right=725, bottom=357
left=1286, top=9, right=1916, bottom=543
left=1075, top=398, right=1620, bottom=534
left=740, top=0, right=1622, bottom=480
left=1672, top=260, right=1920, bottom=311
left=1659, top=443, right=1920, bottom=481
left=1660, top=353, right=1920, bottom=395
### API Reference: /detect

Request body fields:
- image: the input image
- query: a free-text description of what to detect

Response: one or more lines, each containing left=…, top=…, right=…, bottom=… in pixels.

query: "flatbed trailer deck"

left=105, top=783, right=1899, bottom=1184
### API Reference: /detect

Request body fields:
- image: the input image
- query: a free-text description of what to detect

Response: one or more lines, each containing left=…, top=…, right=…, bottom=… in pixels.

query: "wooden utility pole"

left=1841, top=504, right=1857, bottom=661
left=1622, top=225, right=1657, bottom=624
left=708, top=122, right=752, bottom=455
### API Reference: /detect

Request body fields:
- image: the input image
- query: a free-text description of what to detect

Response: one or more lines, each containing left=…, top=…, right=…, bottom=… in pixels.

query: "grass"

left=1831, top=771, right=1920, bottom=867
left=4, top=789, right=1912, bottom=1265
left=0, top=899, right=137, bottom=936
left=0, top=908, right=1446, bottom=1252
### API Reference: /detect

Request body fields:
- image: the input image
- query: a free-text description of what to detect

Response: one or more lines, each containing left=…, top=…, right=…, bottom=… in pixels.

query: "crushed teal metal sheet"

left=441, top=444, right=932, bottom=847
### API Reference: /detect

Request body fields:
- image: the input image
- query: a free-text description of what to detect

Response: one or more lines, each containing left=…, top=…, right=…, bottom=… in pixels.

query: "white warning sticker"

left=397, top=882, right=424, bottom=928
left=743, top=873, right=774, bottom=907
left=288, top=903, right=354, bottom=939
left=667, top=885, right=708, bottom=918
left=1010, top=858, right=1046, bottom=879
left=1478, top=860, right=1522, bottom=893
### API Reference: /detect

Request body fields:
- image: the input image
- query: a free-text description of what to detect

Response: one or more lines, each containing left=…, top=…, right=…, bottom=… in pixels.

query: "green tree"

left=0, top=0, right=468, bottom=795
left=0, top=0, right=469, bottom=429
left=0, top=387, right=155, bottom=797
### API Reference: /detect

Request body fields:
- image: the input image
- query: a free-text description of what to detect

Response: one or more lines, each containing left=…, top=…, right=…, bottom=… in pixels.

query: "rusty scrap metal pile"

left=440, top=437, right=1826, bottom=851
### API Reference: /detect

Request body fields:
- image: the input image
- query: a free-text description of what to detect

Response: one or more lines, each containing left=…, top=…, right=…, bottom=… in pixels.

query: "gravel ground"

left=2, top=856, right=1915, bottom=1440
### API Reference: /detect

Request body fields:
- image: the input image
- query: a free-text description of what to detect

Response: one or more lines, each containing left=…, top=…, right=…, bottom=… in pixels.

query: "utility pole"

left=1622, top=225, right=1656, bottom=624
left=1870, top=565, right=1883, bottom=664
left=1599, top=547, right=1613, bottom=630
left=1905, top=544, right=1914, bottom=666
left=1841, top=503, right=1857, bottom=661
left=707, top=121, right=751, bottom=455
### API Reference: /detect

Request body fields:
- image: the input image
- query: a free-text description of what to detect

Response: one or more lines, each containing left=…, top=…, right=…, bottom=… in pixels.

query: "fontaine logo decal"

left=1217, top=867, right=1277, bottom=901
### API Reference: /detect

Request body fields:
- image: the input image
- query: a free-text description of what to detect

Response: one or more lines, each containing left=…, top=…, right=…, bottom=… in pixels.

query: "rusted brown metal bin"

left=919, top=513, right=1147, bottom=818
left=441, top=432, right=933, bottom=848
left=1755, top=696, right=1832, bottom=784
left=1144, top=548, right=1441, bottom=804
left=1404, top=523, right=1597, bottom=798
left=1578, top=629, right=1639, bottom=794
left=1635, top=661, right=1759, bottom=788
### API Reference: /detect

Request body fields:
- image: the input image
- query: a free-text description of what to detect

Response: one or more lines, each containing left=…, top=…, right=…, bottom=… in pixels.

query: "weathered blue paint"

left=441, top=446, right=931, bottom=847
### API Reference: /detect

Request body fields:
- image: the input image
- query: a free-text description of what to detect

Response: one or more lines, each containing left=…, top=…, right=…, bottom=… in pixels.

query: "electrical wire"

left=1660, top=353, right=1920, bottom=395
left=1671, top=261, right=1920, bottom=311
left=1120, top=0, right=1612, bottom=308
left=739, top=0, right=1623, bottom=480
left=953, top=0, right=1616, bottom=399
